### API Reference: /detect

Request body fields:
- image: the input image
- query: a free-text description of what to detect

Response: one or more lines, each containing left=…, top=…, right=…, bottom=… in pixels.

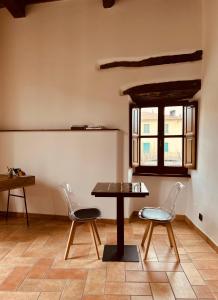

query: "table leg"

left=23, top=188, right=29, bottom=227
left=6, top=190, right=10, bottom=221
left=5, top=188, right=29, bottom=226
left=102, top=195, right=139, bottom=262
left=117, top=196, right=124, bottom=257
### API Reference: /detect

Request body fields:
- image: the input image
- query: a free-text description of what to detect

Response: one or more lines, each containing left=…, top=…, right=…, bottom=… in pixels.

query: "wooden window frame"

left=130, top=100, right=197, bottom=177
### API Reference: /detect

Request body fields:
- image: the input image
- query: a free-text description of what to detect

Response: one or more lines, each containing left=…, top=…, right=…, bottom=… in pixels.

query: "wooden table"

left=91, top=182, right=149, bottom=262
left=0, top=175, right=35, bottom=225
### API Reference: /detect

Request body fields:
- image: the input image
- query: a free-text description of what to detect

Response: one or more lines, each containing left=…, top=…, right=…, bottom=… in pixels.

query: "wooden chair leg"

left=141, top=221, right=151, bottom=247
left=89, top=221, right=100, bottom=259
left=93, top=220, right=101, bottom=245
left=168, top=223, right=180, bottom=262
left=166, top=223, right=173, bottom=247
left=64, top=221, right=77, bottom=260
left=144, top=221, right=154, bottom=260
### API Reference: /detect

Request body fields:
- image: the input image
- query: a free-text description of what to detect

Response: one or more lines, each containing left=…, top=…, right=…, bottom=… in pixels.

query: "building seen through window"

left=141, top=106, right=183, bottom=167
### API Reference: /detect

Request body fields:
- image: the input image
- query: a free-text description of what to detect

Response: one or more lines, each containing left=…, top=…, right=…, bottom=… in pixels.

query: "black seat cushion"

left=73, top=208, right=101, bottom=220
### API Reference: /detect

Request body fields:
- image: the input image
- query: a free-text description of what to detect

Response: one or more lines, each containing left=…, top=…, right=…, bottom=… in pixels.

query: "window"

left=130, top=102, right=197, bottom=176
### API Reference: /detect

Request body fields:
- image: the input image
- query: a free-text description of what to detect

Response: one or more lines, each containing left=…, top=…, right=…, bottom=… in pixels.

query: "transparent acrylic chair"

left=139, top=182, right=185, bottom=261
left=61, top=183, right=101, bottom=260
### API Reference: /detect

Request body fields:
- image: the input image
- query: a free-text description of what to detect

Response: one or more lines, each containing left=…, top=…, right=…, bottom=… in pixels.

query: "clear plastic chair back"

left=161, top=182, right=185, bottom=219
left=60, top=183, right=81, bottom=215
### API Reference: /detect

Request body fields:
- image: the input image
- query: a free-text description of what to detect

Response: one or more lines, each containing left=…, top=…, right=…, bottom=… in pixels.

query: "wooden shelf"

left=0, top=128, right=119, bottom=132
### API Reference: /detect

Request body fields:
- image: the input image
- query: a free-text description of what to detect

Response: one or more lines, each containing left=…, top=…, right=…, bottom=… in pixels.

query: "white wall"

left=0, top=0, right=202, bottom=218
left=186, top=0, right=218, bottom=245
left=0, top=131, right=122, bottom=219
left=0, top=0, right=201, bottom=130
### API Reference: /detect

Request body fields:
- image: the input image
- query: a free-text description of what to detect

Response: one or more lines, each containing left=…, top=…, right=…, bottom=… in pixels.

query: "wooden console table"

left=0, top=175, right=35, bottom=226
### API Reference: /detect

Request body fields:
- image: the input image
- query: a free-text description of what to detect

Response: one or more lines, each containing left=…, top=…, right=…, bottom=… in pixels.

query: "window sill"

left=133, top=172, right=191, bottom=178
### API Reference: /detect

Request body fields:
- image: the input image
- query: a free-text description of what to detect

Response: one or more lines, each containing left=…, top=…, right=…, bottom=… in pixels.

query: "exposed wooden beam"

left=103, top=0, right=115, bottom=8
left=123, top=80, right=201, bottom=104
left=123, top=80, right=201, bottom=95
left=25, top=0, right=62, bottom=5
left=131, top=89, right=200, bottom=104
left=2, top=0, right=25, bottom=17
left=99, top=50, right=203, bottom=69
left=0, top=0, right=62, bottom=17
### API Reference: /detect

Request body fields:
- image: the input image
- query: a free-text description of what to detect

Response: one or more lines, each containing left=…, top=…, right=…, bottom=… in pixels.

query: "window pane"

left=141, top=107, right=158, bottom=135
left=164, top=138, right=182, bottom=166
left=140, top=138, right=157, bottom=166
left=164, top=106, right=183, bottom=135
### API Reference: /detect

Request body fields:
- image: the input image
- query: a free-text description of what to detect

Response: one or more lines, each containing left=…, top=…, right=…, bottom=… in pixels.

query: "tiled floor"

left=0, top=216, right=217, bottom=299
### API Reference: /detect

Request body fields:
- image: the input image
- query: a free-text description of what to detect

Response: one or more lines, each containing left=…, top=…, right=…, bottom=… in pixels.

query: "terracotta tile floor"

left=0, top=216, right=217, bottom=299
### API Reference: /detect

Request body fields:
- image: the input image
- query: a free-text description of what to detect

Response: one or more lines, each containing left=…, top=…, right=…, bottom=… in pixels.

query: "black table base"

left=102, top=245, right=139, bottom=262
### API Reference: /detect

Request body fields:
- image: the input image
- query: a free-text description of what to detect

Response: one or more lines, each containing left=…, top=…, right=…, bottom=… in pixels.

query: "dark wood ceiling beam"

left=123, top=80, right=201, bottom=96
left=2, top=0, right=25, bottom=17
left=25, top=0, right=62, bottom=5
left=0, top=0, right=62, bottom=17
left=100, top=50, right=203, bottom=69
left=130, top=89, right=200, bottom=104
left=122, top=80, right=201, bottom=104
left=103, top=0, right=115, bottom=8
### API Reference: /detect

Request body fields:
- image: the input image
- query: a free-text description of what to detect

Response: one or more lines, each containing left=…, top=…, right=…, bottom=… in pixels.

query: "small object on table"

left=7, top=167, right=13, bottom=178
left=91, top=182, right=149, bottom=262
left=7, top=167, right=26, bottom=177
left=13, top=168, right=26, bottom=176
left=70, top=125, right=88, bottom=130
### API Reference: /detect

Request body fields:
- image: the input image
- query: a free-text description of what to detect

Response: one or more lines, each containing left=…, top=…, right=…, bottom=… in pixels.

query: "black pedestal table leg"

left=117, top=196, right=124, bottom=257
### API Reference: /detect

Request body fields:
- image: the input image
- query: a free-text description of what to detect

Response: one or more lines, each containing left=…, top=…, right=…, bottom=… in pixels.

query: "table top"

left=0, top=175, right=35, bottom=192
left=91, top=182, right=149, bottom=197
